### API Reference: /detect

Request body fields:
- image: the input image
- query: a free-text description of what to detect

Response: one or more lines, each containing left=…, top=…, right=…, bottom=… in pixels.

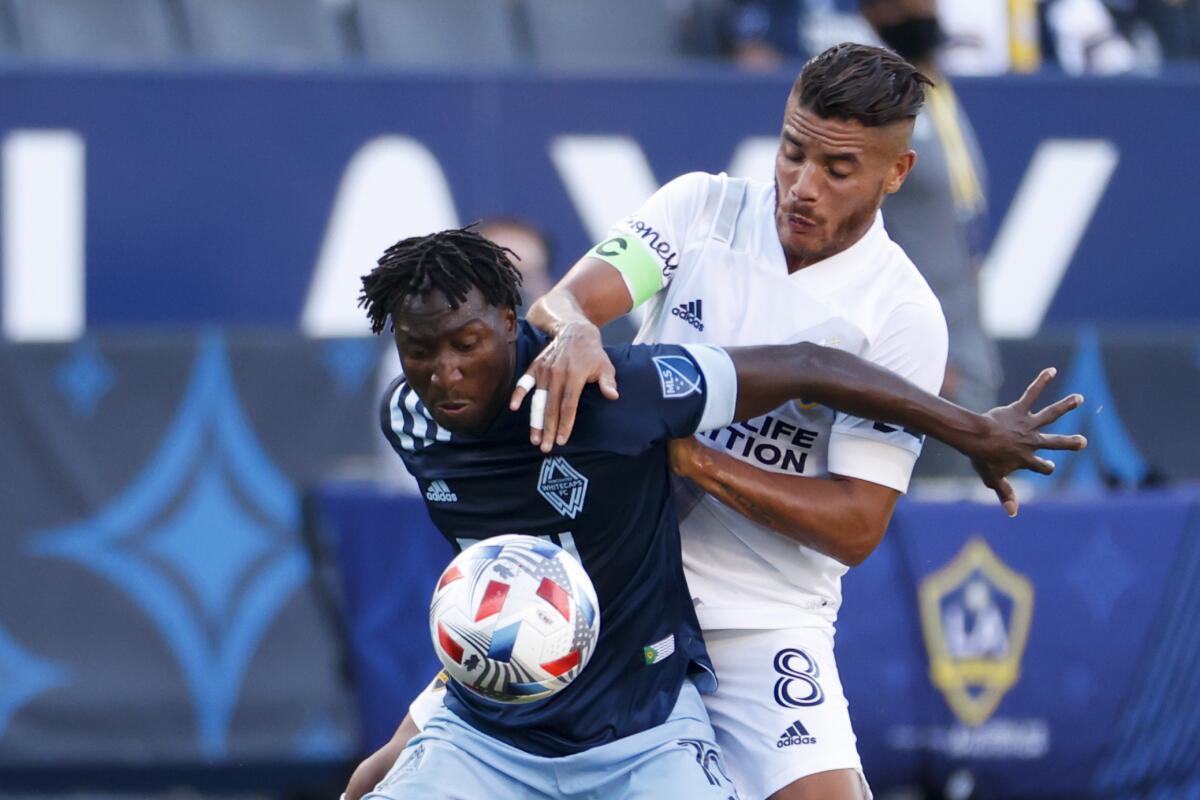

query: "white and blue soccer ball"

left=429, top=534, right=600, bottom=703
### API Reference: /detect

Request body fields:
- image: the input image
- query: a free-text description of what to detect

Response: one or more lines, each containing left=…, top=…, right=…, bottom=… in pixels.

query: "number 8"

left=773, top=648, right=825, bottom=708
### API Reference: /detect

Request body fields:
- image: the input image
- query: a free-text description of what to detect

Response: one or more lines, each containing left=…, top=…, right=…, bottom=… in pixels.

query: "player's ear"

left=885, top=149, right=917, bottom=195
left=501, top=306, right=518, bottom=341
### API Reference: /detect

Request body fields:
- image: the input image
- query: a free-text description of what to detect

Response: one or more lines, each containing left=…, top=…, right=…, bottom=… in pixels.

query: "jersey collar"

left=796, top=211, right=887, bottom=290
left=764, top=199, right=889, bottom=292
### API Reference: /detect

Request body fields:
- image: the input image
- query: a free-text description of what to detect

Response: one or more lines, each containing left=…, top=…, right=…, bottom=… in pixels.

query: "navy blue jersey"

left=381, top=321, right=730, bottom=757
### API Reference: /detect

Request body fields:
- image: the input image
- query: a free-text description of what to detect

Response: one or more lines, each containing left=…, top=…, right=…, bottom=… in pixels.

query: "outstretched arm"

left=723, top=342, right=1084, bottom=496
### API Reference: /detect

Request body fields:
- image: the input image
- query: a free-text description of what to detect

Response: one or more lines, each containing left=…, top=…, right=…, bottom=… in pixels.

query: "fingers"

left=1028, top=456, right=1056, bottom=476
left=509, top=372, right=536, bottom=411
left=598, top=360, right=620, bottom=401
left=1037, top=433, right=1088, bottom=452
left=555, top=371, right=590, bottom=448
left=1032, top=393, right=1085, bottom=427
left=558, top=355, right=618, bottom=445
left=1015, top=366, right=1057, bottom=412
left=993, top=477, right=1018, bottom=518
left=536, top=361, right=568, bottom=452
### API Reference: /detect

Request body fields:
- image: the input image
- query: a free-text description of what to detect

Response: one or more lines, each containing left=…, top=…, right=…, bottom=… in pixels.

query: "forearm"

left=677, top=443, right=884, bottom=566
left=526, top=257, right=636, bottom=337
left=727, top=343, right=990, bottom=458
left=526, top=286, right=593, bottom=337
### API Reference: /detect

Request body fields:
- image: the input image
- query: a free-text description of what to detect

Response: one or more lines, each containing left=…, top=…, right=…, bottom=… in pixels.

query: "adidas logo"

left=776, top=720, right=816, bottom=748
left=425, top=480, right=457, bottom=503
left=671, top=299, right=704, bottom=331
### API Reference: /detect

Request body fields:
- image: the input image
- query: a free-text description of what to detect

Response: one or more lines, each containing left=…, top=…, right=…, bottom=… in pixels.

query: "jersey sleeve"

left=584, top=172, right=717, bottom=309
left=578, top=343, right=737, bottom=454
left=828, top=301, right=949, bottom=493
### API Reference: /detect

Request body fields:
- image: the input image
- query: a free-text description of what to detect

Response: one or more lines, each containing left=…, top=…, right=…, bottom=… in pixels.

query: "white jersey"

left=594, top=171, right=948, bottom=630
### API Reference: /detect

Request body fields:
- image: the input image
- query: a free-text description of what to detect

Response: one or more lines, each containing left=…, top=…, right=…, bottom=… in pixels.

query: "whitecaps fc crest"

left=537, top=457, right=589, bottom=519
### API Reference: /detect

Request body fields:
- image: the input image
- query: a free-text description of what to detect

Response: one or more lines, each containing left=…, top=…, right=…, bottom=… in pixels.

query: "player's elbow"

left=829, top=515, right=887, bottom=567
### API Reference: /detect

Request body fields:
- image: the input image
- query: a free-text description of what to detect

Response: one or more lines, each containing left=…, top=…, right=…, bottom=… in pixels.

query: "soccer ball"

left=429, top=534, right=600, bottom=703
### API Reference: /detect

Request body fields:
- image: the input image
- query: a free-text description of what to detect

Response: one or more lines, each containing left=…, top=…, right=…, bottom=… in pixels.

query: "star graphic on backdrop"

left=30, top=334, right=309, bottom=758
left=1067, top=527, right=1135, bottom=623
left=55, top=337, right=115, bottom=416
left=0, top=624, right=68, bottom=736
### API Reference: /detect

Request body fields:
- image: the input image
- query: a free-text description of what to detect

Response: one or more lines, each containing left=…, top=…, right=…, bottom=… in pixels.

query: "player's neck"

left=785, top=217, right=875, bottom=273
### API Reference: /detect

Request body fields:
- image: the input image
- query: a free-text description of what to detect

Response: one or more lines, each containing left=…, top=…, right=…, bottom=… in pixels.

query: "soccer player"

left=509, top=44, right=1055, bottom=799
left=351, top=226, right=1083, bottom=799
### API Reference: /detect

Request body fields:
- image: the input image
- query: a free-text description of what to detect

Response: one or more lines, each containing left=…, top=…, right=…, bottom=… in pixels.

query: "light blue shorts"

left=365, top=679, right=739, bottom=800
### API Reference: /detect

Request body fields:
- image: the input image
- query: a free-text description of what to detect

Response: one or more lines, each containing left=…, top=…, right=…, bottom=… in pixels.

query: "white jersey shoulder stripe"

left=389, top=380, right=452, bottom=452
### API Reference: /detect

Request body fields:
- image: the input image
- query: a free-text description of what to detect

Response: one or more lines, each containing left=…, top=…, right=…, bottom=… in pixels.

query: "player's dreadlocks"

left=792, top=42, right=933, bottom=127
left=359, top=226, right=524, bottom=335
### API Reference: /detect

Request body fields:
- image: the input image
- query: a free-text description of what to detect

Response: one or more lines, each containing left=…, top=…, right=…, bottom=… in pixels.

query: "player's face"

left=774, top=100, right=916, bottom=270
left=392, top=288, right=519, bottom=435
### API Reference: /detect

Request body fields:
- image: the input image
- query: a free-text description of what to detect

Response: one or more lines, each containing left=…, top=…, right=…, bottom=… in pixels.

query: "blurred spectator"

left=1107, top=0, right=1200, bottom=64
left=861, top=0, right=1003, bottom=475
left=717, top=0, right=1158, bottom=74
left=720, top=0, right=872, bottom=69
left=477, top=216, right=554, bottom=308
left=940, top=0, right=1138, bottom=74
left=476, top=216, right=637, bottom=343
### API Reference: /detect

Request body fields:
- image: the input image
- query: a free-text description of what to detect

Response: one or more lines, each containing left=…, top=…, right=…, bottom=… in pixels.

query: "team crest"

left=919, top=538, right=1034, bottom=726
left=537, top=457, right=589, bottom=519
left=652, top=355, right=702, bottom=398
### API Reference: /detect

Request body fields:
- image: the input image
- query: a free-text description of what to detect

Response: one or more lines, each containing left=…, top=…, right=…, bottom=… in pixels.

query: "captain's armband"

left=587, top=233, right=664, bottom=309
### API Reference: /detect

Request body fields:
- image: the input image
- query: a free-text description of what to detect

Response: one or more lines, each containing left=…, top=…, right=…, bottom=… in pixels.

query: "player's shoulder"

left=877, top=237, right=945, bottom=317
left=661, top=170, right=725, bottom=197
left=652, top=171, right=745, bottom=218
left=380, top=373, right=452, bottom=455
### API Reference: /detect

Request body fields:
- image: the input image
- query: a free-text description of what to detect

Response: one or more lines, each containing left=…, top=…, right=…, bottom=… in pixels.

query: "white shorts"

left=702, top=627, right=871, bottom=800
left=406, top=628, right=869, bottom=800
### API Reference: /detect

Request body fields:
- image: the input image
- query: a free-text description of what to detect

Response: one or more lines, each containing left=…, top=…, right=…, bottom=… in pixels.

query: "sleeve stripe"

left=827, top=431, right=919, bottom=493
left=682, top=344, right=737, bottom=433
left=587, top=234, right=663, bottom=308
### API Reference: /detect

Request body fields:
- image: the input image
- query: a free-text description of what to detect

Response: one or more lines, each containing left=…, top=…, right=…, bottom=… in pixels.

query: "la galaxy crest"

left=537, top=457, right=588, bottom=519
left=919, top=538, right=1034, bottom=726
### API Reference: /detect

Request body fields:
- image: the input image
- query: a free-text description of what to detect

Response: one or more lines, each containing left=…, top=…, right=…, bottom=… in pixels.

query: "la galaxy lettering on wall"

left=537, top=457, right=589, bottom=519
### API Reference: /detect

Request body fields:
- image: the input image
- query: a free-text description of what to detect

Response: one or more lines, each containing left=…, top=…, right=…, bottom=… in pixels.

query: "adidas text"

left=672, top=299, right=704, bottom=331
left=425, top=481, right=458, bottom=502
left=777, top=721, right=816, bottom=748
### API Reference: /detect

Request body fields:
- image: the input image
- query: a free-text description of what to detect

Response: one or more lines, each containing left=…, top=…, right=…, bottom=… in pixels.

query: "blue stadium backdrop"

left=2, top=68, right=1199, bottom=797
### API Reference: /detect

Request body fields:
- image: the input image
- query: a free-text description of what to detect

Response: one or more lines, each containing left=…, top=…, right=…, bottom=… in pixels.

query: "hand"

left=509, top=320, right=619, bottom=452
left=344, top=713, right=420, bottom=800
left=968, top=367, right=1087, bottom=517
left=667, top=436, right=710, bottom=479
left=344, top=741, right=404, bottom=800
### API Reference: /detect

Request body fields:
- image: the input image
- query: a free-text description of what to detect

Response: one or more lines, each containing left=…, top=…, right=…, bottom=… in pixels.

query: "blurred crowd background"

left=0, top=2, right=1198, bottom=799
left=1, top=0, right=1199, bottom=73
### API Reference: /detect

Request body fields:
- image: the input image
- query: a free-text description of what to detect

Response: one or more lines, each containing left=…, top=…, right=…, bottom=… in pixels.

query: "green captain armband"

left=587, top=234, right=664, bottom=309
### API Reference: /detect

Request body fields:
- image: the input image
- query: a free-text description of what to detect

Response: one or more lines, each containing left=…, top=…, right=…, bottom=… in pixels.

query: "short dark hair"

left=792, top=42, right=932, bottom=127
left=359, top=226, right=523, bottom=335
